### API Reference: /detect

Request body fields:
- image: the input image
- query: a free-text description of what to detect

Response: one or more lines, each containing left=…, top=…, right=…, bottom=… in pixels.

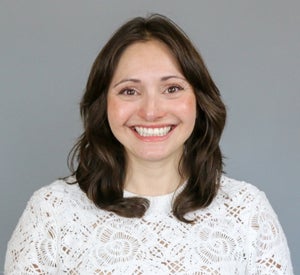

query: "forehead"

left=112, top=40, right=182, bottom=77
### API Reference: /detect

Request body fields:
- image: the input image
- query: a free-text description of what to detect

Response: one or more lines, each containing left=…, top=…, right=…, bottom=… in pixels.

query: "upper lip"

left=130, top=124, right=175, bottom=128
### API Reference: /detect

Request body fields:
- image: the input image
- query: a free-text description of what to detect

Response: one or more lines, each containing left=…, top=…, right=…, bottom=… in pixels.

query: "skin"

left=107, top=40, right=197, bottom=195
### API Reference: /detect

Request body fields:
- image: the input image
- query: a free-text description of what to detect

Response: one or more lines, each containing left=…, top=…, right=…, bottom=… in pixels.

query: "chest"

left=56, top=212, right=248, bottom=274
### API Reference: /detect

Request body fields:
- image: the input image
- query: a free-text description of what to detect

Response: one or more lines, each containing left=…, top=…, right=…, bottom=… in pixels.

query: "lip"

left=130, top=124, right=176, bottom=141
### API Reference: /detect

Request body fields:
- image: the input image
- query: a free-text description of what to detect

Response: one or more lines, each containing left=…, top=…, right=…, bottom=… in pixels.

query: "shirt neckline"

left=123, top=182, right=186, bottom=216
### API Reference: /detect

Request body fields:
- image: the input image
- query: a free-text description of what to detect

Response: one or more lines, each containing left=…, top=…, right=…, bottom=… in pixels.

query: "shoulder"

left=28, top=177, right=91, bottom=212
left=207, top=175, right=275, bottom=223
left=218, top=175, right=266, bottom=205
left=214, top=175, right=284, bottom=228
left=32, top=177, right=80, bottom=198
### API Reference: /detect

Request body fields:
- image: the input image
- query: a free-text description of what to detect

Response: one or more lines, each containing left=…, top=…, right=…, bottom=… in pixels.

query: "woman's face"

left=107, top=40, right=196, bottom=163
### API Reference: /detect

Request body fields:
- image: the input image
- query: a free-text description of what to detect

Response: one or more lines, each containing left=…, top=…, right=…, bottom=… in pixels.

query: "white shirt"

left=5, top=176, right=293, bottom=274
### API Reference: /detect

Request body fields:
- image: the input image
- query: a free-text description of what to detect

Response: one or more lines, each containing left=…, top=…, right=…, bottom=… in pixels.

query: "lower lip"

left=131, top=127, right=175, bottom=142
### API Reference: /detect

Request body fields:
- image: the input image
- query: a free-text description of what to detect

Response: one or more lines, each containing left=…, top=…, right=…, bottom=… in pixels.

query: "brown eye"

left=119, top=88, right=137, bottom=96
left=165, top=85, right=183, bottom=94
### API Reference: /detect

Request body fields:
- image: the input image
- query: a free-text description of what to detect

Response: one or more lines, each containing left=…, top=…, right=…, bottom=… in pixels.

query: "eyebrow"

left=113, top=75, right=187, bottom=88
left=113, top=78, right=141, bottom=88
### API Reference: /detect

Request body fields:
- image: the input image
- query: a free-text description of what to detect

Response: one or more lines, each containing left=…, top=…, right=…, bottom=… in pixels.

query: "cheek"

left=107, top=97, right=120, bottom=128
left=107, top=97, right=132, bottom=127
left=178, top=94, right=197, bottom=121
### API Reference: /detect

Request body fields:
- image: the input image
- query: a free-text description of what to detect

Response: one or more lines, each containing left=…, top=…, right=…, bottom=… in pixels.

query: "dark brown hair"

left=68, top=14, right=226, bottom=223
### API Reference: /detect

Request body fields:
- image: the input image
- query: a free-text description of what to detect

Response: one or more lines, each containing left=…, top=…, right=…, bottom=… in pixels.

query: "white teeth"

left=134, top=126, right=172, bottom=137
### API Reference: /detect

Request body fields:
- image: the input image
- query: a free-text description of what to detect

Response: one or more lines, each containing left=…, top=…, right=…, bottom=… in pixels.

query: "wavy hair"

left=68, top=14, right=226, bottom=223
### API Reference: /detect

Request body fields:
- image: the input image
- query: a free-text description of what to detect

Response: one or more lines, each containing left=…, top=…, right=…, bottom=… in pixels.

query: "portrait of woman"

left=4, top=13, right=294, bottom=274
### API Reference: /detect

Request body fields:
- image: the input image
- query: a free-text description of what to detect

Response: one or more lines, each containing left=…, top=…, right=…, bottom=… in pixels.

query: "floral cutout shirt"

left=5, top=176, right=293, bottom=274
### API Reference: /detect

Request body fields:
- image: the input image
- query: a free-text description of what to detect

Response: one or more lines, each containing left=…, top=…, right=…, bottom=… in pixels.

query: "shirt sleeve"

left=5, top=190, right=58, bottom=274
left=246, top=191, right=294, bottom=275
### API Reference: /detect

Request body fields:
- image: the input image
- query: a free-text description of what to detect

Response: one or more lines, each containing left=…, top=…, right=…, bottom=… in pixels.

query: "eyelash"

left=118, top=85, right=184, bottom=96
left=164, top=85, right=184, bottom=94
left=118, top=88, right=138, bottom=96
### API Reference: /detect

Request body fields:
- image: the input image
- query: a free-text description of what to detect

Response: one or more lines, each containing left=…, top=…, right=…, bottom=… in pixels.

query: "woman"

left=5, top=14, right=293, bottom=274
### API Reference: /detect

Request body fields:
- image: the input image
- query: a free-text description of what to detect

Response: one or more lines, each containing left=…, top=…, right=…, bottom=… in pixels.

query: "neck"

left=124, top=156, right=185, bottom=196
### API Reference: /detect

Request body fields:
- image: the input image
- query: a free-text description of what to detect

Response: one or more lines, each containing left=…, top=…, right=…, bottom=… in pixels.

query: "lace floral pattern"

left=5, top=176, right=293, bottom=274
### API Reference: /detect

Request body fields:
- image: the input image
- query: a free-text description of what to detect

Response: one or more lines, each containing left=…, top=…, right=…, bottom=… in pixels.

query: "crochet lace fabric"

left=5, top=176, right=293, bottom=274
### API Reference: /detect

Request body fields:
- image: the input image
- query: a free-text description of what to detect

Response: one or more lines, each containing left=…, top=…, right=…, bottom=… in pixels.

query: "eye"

left=165, top=85, right=183, bottom=94
left=119, top=88, right=138, bottom=96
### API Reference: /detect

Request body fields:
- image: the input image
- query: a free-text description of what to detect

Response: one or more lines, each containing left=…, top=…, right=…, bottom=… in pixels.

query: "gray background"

left=1, top=1, right=299, bottom=273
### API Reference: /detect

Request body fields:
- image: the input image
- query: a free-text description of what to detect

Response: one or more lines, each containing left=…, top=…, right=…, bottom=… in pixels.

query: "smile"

left=134, top=126, right=172, bottom=137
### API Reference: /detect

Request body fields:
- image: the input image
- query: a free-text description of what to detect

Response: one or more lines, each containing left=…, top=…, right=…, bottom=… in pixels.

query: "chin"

left=135, top=151, right=179, bottom=162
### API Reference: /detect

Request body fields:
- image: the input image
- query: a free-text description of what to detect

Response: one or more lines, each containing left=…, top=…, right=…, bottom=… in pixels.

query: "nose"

left=138, top=93, right=165, bottom=121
